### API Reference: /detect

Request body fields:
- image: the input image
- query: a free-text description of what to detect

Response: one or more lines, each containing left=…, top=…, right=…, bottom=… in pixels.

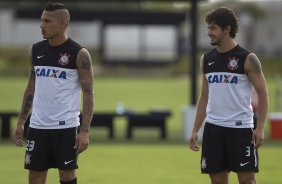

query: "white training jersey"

left=30, top=38, right=82, bottom=129
left=203, top=45, right=254, bottom=128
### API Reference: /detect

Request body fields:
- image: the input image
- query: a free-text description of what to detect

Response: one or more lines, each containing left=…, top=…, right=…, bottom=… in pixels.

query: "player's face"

left=40, top=11, right=64, bottom=39
left=207, top=23, right=225, bottom=46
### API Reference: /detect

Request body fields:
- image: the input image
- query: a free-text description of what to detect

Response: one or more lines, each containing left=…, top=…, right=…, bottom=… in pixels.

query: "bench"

left=0, top=112, right=116, bottom=139
left=0, top=112, right=19, bottom=139
left=126, top=111, right=171, bottom=140
left=80, top=113, right=116, bottom=139
left=0, top=111, right=171, bottom=140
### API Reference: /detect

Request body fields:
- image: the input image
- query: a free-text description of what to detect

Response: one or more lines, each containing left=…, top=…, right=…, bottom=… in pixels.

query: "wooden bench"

left=126, top=111, right=171, bottom=140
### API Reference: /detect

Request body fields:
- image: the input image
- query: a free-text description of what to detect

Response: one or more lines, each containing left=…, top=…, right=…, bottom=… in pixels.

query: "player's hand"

left=74, top=131, right=89, bottom=154
left=252, top=127, right=264, bottom=149
left=188, top=132, right=200, bottom=151
left=13, top=123, right=25, bottom=147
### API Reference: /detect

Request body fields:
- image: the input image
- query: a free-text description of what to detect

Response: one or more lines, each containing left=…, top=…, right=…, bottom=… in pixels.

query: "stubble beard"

left=210, top=38, right=219, bottom=46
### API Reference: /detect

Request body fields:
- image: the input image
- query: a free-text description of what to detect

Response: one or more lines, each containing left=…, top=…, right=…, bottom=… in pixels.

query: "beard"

left=210, top=41, right=218, bottom=46
left=210, top=36, right=223, bottom=46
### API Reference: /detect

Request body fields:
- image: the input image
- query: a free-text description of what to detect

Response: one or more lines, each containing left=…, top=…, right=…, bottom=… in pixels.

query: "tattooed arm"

left=13, top=47, right=35, bottom=146
left=245, top=53, right=269, bottom=148
left=75, top=48, right=94, bottom=154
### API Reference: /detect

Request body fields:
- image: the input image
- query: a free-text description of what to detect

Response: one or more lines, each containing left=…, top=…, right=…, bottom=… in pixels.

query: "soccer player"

left=188, top=7, right=268, bottom=184
left=13, top=3, right=94, bottom=184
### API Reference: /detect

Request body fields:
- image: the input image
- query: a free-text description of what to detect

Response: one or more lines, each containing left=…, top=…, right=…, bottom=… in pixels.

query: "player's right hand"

left=13, top=124, right=25, bottom=147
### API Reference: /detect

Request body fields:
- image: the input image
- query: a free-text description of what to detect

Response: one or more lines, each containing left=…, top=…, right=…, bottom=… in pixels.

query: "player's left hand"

left=74, top=131, right=89, bottom=154
left=252, top=127, right=264, bottom=149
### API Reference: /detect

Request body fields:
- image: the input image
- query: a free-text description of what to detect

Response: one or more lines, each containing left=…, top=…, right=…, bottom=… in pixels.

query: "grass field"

left=0, top=76, right=282, bottom=183
left=0, top=143, right=282, bottom=184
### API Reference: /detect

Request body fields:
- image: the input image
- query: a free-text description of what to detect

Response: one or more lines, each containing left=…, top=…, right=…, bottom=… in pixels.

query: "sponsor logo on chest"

left=35, top=68, right=67, bottom=79
left=208, top=74, right=238, bottom=84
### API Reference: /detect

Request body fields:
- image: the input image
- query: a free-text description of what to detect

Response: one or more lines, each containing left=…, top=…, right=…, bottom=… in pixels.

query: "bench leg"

left=161, top=123, right=166, bottom=140
left=109, top=124, right=114, bottom=139
left=126, top=124, right=132, bottom=139
left=1, top=116, right=11, bottom=139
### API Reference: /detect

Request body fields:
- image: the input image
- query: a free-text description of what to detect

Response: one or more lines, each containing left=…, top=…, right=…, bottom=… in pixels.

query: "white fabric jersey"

left=204, top=45, right=254, bottom=128
left=205, top=72, right=254, bottom=128
left=30, top=39, right=82, bottom=129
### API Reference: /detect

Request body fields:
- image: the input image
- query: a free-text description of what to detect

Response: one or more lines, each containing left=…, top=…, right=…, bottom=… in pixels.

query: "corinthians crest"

left=58, top=52, right=70, bottom=65
left=228, top=57, right=239, bottom=70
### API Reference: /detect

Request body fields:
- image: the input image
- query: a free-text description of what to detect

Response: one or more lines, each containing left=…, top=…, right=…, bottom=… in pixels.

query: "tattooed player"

left=13, top=3, right=94, bottom=184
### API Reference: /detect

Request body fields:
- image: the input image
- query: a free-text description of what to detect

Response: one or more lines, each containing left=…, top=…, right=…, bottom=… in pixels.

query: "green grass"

left=0, top=76, right=282, bottom=183
left=0, top=144, right=282, bottom=184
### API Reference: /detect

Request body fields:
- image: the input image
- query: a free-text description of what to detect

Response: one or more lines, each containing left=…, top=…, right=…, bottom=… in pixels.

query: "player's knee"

left=60, top=178, right=77, bottom=184
left=239, top=178, right=256, bottom=184
left=29, top=170, right=48, bottom=183
left=238, top=172, right=256, bottom=184
left=210, top=179, right=227, bottom=184
left=59, top=170, right=76, bottom=182
left=209, top=172, right=228, bottom=184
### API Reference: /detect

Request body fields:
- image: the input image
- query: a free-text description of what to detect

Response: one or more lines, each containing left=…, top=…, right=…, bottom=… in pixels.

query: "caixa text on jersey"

left=208, top=74, right=238, bottom=84
left=35, top=68, right=67, bottom=79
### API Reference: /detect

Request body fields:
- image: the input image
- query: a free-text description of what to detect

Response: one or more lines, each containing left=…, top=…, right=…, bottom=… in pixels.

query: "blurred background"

left=0, top=0, right=281, bottom=183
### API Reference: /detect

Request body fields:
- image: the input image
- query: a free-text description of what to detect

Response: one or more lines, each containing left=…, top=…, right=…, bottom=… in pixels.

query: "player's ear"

left=224, top=25, right=231, bottom=35
left=59, top=18, right=68, bottom=30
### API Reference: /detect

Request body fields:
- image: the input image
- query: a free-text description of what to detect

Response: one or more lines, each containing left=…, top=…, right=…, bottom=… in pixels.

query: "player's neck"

left=216, top=39, right=237, bottom=53
left=48, top=34, right=68, bottom=47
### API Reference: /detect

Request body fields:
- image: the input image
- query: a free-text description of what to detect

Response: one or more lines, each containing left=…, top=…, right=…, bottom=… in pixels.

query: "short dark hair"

left=205, top=7, right=239, bottom=38
left=44, top=2, right=67, bottom=11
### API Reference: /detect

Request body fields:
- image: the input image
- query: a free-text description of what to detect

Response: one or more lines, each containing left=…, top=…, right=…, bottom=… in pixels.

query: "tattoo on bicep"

left=79, top=50, right=91, bottom=69
left=249, top=55, right=262, bottom=74
left=77, top=49, right=93, bottom=93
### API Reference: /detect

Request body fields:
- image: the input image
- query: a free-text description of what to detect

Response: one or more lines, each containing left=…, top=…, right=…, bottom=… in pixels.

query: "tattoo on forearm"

left=20, top=94, right=33, bottom=120
left=249, top=56, right=262, bottom=74
left=80, top=125, right=90, bottom=132
left=81, top=91, right=94, bottom=132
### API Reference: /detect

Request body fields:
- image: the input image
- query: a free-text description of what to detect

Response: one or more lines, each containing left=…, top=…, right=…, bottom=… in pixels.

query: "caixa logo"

left=208, top=74, right=238, bottom=84
left=35, top=68, right=66, bottom=79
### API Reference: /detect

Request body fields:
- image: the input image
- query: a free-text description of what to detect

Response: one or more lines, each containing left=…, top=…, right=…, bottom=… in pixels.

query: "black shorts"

left=24, top=127, right=78, bottom=171
left=201, top=123, right=258, bottom=173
